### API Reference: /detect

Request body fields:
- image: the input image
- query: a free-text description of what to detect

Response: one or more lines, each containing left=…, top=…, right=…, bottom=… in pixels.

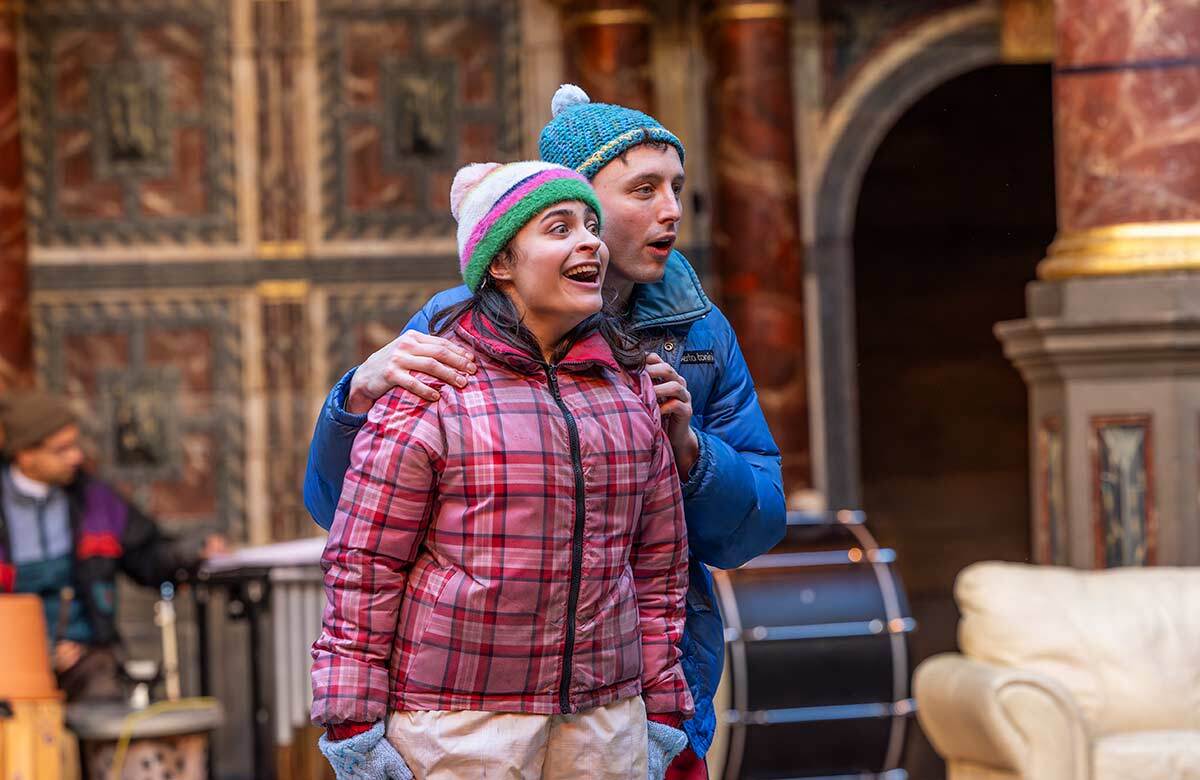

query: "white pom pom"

left=551, top=84, right=590, bottom=118
left=450, top=162, right=502, bottom=221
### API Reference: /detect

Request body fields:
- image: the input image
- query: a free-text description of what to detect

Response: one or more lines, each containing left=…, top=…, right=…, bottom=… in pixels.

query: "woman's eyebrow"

left=539, top=207, right=575, bottom=223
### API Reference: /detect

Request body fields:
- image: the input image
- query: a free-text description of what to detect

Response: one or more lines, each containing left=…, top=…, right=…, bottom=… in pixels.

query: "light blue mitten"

left=646, top=720, right=688, bottom=780
left=318, top=721, right=414, bottom=780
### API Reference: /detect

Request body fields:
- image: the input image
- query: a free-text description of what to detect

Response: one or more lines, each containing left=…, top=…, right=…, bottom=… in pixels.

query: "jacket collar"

left=455, top=313, right=620, bottom=376
left=628, top=250, right=712, bottom=331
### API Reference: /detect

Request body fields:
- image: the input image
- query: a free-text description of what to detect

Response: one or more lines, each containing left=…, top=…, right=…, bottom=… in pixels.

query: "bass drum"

left=707, top=511, right=915, bottom=780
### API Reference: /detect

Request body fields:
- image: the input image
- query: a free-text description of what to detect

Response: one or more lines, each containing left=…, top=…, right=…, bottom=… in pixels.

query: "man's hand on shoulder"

left=346, top=331, right=478, bottom=413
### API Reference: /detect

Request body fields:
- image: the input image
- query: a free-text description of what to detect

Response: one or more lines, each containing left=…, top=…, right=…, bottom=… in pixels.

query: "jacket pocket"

left=575, top=566, right=641, bottom=694
left=397, top=563, right=464, bottom=687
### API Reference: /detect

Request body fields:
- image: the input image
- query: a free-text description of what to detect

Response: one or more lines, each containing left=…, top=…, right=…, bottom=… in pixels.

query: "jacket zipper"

left=35, top=500, right=50, bottom=558
left=545, top=364, right=587, bottom=714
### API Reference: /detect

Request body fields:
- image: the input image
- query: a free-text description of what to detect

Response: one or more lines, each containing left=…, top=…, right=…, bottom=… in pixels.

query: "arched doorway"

left=853, top=63, right=1055, bottom=776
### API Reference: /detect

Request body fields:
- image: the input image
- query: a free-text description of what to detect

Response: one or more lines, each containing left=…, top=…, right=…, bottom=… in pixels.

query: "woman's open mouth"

left=563, top=262, right=602, bottom=285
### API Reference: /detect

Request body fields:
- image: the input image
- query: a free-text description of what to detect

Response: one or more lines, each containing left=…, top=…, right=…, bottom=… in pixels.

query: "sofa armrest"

left=914, top=654, right=1091, bottom=780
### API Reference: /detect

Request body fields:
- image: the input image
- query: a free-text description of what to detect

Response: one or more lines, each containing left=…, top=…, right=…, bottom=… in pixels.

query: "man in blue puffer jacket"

left=303, top=84, right=786, bottom=776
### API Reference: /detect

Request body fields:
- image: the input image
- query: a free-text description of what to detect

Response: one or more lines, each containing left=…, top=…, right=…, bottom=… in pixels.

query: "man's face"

left=15, top=424, right=85, bottom=486
left=590, top=144, right=685, bottom=287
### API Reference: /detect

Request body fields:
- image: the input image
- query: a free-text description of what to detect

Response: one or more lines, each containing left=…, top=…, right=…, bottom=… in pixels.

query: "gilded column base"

left=1038, top=222, right=1200, bottom=280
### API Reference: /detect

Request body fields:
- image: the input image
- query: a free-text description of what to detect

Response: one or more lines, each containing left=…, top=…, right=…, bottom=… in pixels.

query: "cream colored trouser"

left=386, top=696, right=648, bottom=780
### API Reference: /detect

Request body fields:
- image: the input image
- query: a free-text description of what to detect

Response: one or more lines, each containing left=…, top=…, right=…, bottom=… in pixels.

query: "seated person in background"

left=0, top=391, right=226, bottom=702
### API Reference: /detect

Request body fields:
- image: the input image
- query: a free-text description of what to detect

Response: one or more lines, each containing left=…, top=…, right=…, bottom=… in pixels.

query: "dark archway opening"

left=853, top=63, right=1056, bottom=778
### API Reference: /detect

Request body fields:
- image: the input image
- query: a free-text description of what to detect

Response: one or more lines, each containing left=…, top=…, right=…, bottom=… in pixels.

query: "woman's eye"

left=586, top=221, right=599, bottom=234
left=551, top=223, right=569, bottom=234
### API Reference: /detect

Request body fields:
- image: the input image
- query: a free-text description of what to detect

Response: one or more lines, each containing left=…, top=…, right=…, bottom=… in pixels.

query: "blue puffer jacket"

left=302, top=251, right=786, bottom=757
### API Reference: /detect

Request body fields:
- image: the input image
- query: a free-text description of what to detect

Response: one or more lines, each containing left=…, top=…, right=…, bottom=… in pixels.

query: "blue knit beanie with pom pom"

left=537, top=84, right=685, bottom=180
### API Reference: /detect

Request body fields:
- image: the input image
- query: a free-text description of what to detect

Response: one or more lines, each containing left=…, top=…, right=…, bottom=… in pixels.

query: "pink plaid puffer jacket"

left=311, top=314, right=692, bottom=725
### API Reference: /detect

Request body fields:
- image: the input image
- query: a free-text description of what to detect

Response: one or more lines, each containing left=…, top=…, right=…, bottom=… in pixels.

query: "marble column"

left=1041, top=0, right=1200, bottom=278
left=0, top=3, right=30, bottom=392
left=996, top=0, right=1200, bottom=569
left=706, top=0, right=810, bottom=491
left=561, top=0, right=654, bottom=113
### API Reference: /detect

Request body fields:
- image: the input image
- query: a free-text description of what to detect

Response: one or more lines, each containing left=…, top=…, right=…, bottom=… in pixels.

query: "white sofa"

left=914, top=562, right=1200, bottom=780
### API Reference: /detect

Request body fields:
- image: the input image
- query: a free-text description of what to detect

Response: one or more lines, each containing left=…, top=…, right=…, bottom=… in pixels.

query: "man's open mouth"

left=563, top=262, right=601, bottom=284
left=648, top=235, right=676, bottom=254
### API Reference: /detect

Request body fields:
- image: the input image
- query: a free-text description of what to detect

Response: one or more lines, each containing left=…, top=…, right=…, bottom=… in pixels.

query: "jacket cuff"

left=328, top=368, right=368, bottom=428
left=647, top=713, right=684, bottom=728
left=679, top=427, right=712, bottom=498
left=310, top=657, right=390, bottom=726
left=326, top=721, right=375, bottom=741
left=642, top=675, right=695, bottom=718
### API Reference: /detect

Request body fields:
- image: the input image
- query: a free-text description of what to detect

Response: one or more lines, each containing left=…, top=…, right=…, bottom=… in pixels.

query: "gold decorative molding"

left=256, top=240, right=307, bottom=260
left=706, top=2, right=791, bottom=23
left=1039, top=222, right=1200, bottom=280
left=1001, top=0, right=1056, bottom=63
left=256, top=279, right=310, bottom=301
left=564, top=8, right=652, bottom=28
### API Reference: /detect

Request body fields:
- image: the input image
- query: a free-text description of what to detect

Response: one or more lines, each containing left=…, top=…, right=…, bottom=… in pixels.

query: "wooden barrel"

left=708, top=511, right=915, bottom=780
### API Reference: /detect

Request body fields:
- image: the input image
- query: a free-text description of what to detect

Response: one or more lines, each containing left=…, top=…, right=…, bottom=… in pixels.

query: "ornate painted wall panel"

left=317, top=0, right=521, bottom=242
left=20, top=0, right=238, bottom=248
left=32, top=293, right=244, bottom=538
left=1090, top=414, right=1155, bottom=568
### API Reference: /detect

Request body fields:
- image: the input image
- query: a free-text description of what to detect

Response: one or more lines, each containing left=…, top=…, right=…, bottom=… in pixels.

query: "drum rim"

left=846, top=523, right=910, bottom=772
left=711, top=568, right=745, bottom=780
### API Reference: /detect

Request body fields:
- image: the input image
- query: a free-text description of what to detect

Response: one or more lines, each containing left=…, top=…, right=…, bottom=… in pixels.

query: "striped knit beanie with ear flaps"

left=451, top=161, right=603, bottom=293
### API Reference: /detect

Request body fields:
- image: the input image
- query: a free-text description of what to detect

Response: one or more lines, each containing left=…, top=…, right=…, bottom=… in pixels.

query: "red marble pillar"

left=561, top=0, right=654, bottom=113
left=1041, top=0, right=1200, bottom=278
left=706, top=0, right=810, bottom=490
left=0, top=4, right=31, bottom=391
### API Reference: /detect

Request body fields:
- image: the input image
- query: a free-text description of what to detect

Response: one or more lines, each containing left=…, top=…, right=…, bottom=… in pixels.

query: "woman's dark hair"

left=430, top=249, right=645, bottom=373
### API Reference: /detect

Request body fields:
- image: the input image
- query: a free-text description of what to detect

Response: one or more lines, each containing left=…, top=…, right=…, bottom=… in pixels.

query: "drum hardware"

left=724, top=617, right=917, bottom=643
left=725, top=698, right=916, bottom=726
left=738, top=548, right=897, bottom=569
left=793, top=771, right=908, bottom=780
left=787, top=510, right=866, bottom=527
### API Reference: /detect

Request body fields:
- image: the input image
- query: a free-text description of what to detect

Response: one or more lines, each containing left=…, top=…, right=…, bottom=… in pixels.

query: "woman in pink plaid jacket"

left=311, top=161, right=693, bottom=780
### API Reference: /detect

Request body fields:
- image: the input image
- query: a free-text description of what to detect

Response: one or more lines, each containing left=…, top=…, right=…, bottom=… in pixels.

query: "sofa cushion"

left=1094, top=731, right=1200, bottom=780
left=955, top=562, right=1200, bottom=734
